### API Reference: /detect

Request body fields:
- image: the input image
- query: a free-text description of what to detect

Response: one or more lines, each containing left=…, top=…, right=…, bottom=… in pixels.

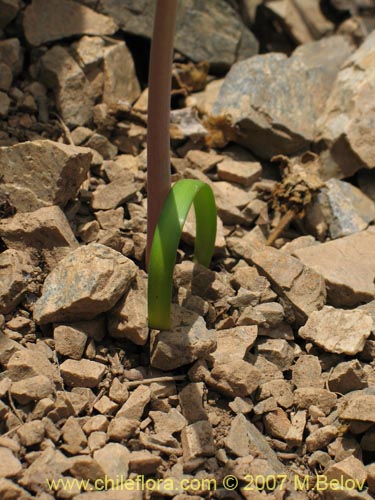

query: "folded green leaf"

left=148, top=179, right=217, bottom=330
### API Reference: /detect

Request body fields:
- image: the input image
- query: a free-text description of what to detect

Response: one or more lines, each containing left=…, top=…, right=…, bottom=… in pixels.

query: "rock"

left=299, top=306, right=372, bottom=355
left=217, top=159, right=262, bottom=186
left=108, top=273, right=148, bottom=345
left=0, top=448, right=22, bottom=478
left=93, top=443, right=130, bottom=479
left=91, top=172, right=140, bottom=210
left=294, top=387, right=337, bottom=415
left=0, top=206, right=78, bottom=269
left=263, top=408, right=291, bottom=440
left=0, top=140, right=91, bottom=212
left=0, top=92, right=10, bottom=118
left=251, top=247, right=326, bottom=325
left=0, top=38, right=23, bottom=76
left=339, top=394, right=375, bottom=423
left=17, top=420, right=45, bottom=447
left=6, top=348, right=57, bottom=382
left=208, top=359, right=261, bottom=397
left=319, top=179, right=375, bottom=238
left=292, top=355, right=322, bottom=388
left=258, top=380, right=294, bottom=409
left=33, top=243, right=137, bottom=324
left=208, top=325, right=257, bottom=365
left=99, top=0, right=258, bottom=68
left=102, top=41, right=140, bottom=111
left=316, top=30, right=375, bottom=177
left=62, top=417, right=87, bottom=454
left=117, top=385, right=150, bottom=420
left=179, top=383, right=207, bottom=423
left=54, top=325, right=88, bottom=360
left=230, top=264, right=275, bottom=303
left=328, top=360, right=367, bottom=394
left=0, top=250, right=34, bottom=314
left=186, top=78, right=224, bottom=115
left=306, top=425, right=339, bottom=452
left=225, top=414, right=252, bottom=457
left=286, top=410, right=307, bottom=447
left=10, top=375, right=54, bottom=405
left=39, top=45, right=96, bottom=127
left=325, top=456, right=368, bottom=488
left=0, top=479, right=32, bottom=500
left=107, top=417, right=138, bottom=441
left=150, top=409, right=186, bottom=434
left=211, top=36, right=352, bottom=158
left=181, top=420, right=215, bottom=462
left=129, top=450, right=162, bottom=475
left=0, top=0, right=21, bottom=29
left=256, top=338, right=296, bottom=371
left=60, top=359, right=106, bottom=388
left=24, top=0, right=118, bottom=46
left=150, top=312, right=216, bottom=370
left=186, top=149, right=224, bottom=173
left=294, top=229, right=375, bottom=307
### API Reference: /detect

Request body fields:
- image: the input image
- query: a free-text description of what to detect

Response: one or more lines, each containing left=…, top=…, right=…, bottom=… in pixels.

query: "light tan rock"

left=61, top=417, right=87, bottom=454
left=186, top=149, right=224, bottom=172
left=129, top=450, right=162, bottom=475
left=325, top=456, right=367, bottom=488
left=149, top=409, right=186, bottom=434
left=117, top=385, right=150, bottom=420
left=217, top=159, right=262, bottom=186
left=179, top=382, right=207, bottom=423
left=0, top=140, right=91, bottom=212
left=294, top=387, right=337, bottom=415
left=6, top=348, right=57, bottom=382
left=109, top=378, right=129, bottom=405
left=292, top=355, right=322, bottom=388
left=294, top=229, right=375, bottom=307
left=53, top=325, right=88, bottom=360
left=306, top=425, right=339, bottom=452
left=93, top=395, right=118, bottom=415
left=0, top=250, right=33, bottom=314
left=60, top=359, right=106, bottom=388
left=24, top=0, right=117, bottom=46
left=34, top=243, right=137, bottom=324
left=82, top=415, right=108, bottom=435
left=339, top=394, right=375, bottom=423
left=92, top=171, right=140, bottom=210
left=10, top=375, right=54, bottom=404
left=0, top=479, right=32, bottom=500
left=286, top=410, right=307, bottom=447
left=107, top=417, right=138, bottom=442
left=93, top=443, right=130, bottom=480
left=256, top=338, right=296, bottom=371
left=181, top=420, right=215, bottom=461
left=0, top=447, right=22, bottom=478
left=208, top=359, right=261, bottom=397
left=263, top=408, right=291, bottom=440
left=258, top=380, right=294, bottom=409
left=251, top=246, right=326, bottom=324
left=17, top=420, right=45, bottom=447
left=299, top=306, right=372, bottom=355
left=208, top=325, right=257, bottom=365
left=328, top=360, right=367, bottom=394
left=0, top=206, right=78, bottom=269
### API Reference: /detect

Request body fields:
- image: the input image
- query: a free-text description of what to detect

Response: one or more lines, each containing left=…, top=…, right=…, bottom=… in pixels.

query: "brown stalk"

left=146, top=0, right=178, bottom=268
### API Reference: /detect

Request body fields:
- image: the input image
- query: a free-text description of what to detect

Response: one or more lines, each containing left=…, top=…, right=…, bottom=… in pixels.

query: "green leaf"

left=148, top=179, right=217, bottom=330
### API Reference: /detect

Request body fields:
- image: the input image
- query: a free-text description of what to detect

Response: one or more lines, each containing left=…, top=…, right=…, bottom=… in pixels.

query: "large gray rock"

left=0, top=140, right=91, bottom=212
left=23, top=0, right=118, bottom=46
left=98, top=0, right=258, bottom=68
left=294, top=229, right=375, bottom=307
left=33, top=243, right=137, bottom=324
left=316, top=30, right=375, bottom=177
left=211, top=36, right=353, bottom=158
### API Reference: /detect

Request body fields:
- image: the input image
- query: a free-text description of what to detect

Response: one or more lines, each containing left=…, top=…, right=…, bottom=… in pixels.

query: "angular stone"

left=24, top=0, right=118, bottom=46
left=40, top=46, right=95, bottom=127
left=263, top=408, right=291, bottom=440
left=108, top=273, right=148, bottom=345
left=0, top=206, right=78, bottom=268
left=286, top=410, right=307, bottom=447
left=0, top=479, right=32, bottom=500
left=150, top=409, right=186, bottom=435
left=62, top=417, right=87, bottom=454
left=0, top=250, right=33, bottom=314
left=102, top=41, right=140, bottom=111
left=258, top=380, right=294, bottom=409
left=256, top=338, right=296, bottom=371
left=316, top=30, right=375, bottom=177
left=93, top=443, right=130, bottom=480
left=339, top=394, right=375, bottom=423
left=294, top=387, right=337, bottom=415
left=0, top=0, right=21, bottom=29
left=54, top=325, right=88, bottom=360
left=0, top=447, right=22, bottom=478
left=306, top=425, right=339, bottom=452
left=6, top=348, right=57, bottom=382
left=325, top=456, right=368, bottom=487
left=251, top=247, right=326, bottom=325
left=150, top=313, right=216, bottom=370
left=186, top=149, right=223, bottom=173
left=208, top=359, right=261, bottom=397
left=117, top=385, right=150, bottom=420
left=99, top=0, right=258, bottom=68
left=299, top=306, right=372, bottom=355
left=212, top=36, right=352, bottom=158
left=179, top=383, right=207, bottom=423
left=11, top=375, right=54, bottom=405
left=0, top=140, right=91, bottom=212
left=208, top=325, right=257, bottom=365
left=92, top=172, right=140, bottom=210
left=17, top=420, right=45, bottom=447
left=328, top=360, right=367, bottom=394
left=107, top=417, right=138, bottom=441
left=181, top=420, right=215, bottom=462
left=33, top=243, right=137, bottom=324
left=217, top=159, right=262, bottom=186
left=60, top=359, right=106, bottom=388
left=292, top=355, right=322, bottom=388
left=0, top=38, right=23, bottom=77
left=294, top=229, right=375, bottom=307
left=129, top=451, right=162, bottom=475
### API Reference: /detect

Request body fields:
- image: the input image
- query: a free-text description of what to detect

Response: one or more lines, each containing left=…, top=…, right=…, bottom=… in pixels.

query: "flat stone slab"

left=33, top=243, right=137, bottom=324
left=299, top=306, right=373, bottom=355
left=294, top=229, right=375, bottom=307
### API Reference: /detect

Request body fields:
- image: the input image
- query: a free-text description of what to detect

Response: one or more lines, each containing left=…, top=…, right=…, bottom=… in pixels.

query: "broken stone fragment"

left=0, top=206, right=78, bottom=269
left=294, top=387, right=337, bottom=415
left=33, top=243, right=137, bottom=324
left=150, top=312, right=216, bottom=371
left=181, top=420, right=215, bottom=462
left=60, top=359, right=106, bottom=388
left=306, top=425, right=339, bottom=452
left=10, top=375, right=54, bottom=404
left=339, top=394, right=375, bottom=423
left=179, top=382, right=207, bottom=423
left=17, top=420, right=45, bottom=447
left=292, top=355, right=322, bottom=388
left=217, top=159, right=262, bottom=186
left=208, top=359, right=261, bottom=397
left=91, top=171, right=141, bottom=210
left=23, top=0, right=118, bottom=46
left=53, top=324, right=88, bottom=360
left=208, top=325, right=257, bottom=365
left=0, top=447, right=22, bottom=478
left=299, top=306, right=373, bottom=355
left=0, top=38, right=23, bottom=77
left=0, top=249, right=34, bottom=314
left=116, top=385, right=151, bottom=420
left=0, top=140, right=91, bottom=212
left=294, top=229, right=375, bottom=307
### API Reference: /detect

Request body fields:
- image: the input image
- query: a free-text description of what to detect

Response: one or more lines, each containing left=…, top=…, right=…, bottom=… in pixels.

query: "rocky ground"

left=1, top=0, right=375, bottom=499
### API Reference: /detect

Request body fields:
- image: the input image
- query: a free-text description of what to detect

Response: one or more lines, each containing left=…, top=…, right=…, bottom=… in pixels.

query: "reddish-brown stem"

left=146, top=0, right=178, bottom=268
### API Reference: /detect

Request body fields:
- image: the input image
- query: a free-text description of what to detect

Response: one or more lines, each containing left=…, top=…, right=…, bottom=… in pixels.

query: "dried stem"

left=146, top=0, right=178, bottom=268
left=266, top=208, right=297, bottom=247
